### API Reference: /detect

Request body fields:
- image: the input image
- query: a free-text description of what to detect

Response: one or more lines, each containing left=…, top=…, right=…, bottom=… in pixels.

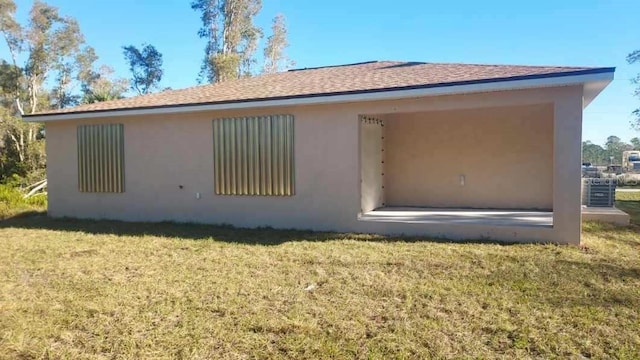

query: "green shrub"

left=0, top=184, right=25, bottom=207
left=0, top=184, right=47, bottom=219
left=24, top=193, right=47, bottom=207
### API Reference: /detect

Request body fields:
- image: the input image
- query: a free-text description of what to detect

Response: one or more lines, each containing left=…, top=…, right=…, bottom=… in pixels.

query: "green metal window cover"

left=77, top=123, right=125, bottom=193
left=213, top=115, right=294, bottom=196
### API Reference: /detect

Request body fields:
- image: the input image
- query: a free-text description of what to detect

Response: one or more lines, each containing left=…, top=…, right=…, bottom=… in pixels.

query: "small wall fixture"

left=460, top=175, right=465, bottom=186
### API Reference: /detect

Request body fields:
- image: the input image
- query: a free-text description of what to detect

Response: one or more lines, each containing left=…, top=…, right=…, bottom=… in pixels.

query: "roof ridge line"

left=423, top=61, right=600, bottom=69
left=287, top=60, right=381, bottom=72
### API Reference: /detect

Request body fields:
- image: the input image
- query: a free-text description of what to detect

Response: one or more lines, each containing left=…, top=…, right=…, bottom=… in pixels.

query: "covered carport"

left=357, top=82, right=607, bottom=244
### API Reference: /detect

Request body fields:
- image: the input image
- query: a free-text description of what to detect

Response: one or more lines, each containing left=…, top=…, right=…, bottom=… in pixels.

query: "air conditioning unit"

left=582, top=178, right=616, bottom=207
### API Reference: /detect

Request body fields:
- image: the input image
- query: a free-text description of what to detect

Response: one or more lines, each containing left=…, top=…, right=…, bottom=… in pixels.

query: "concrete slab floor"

left=582, top=206, right=630, bottom=225
left=360, top=207, right=553, bottom=227
left=360, top=207, right=632, bottom=227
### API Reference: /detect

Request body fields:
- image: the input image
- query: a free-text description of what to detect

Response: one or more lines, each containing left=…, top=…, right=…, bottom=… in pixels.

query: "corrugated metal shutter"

left=213, top=115, right=294, bottom=196
left=77, top=124, right=125, bottom=193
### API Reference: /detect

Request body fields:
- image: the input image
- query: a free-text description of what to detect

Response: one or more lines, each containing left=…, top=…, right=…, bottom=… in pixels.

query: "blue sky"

left=7, top=0, right=640, bottom=145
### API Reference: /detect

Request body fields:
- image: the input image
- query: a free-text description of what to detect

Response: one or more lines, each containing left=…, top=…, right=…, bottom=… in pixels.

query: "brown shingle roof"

left=29, top=61, right=610, bottom=116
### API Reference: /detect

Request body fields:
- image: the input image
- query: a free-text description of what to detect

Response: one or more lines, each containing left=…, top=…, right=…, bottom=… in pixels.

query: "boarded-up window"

left=213, top=115, right=294, bottom=196
left=77, top=124, right=125, bottom=193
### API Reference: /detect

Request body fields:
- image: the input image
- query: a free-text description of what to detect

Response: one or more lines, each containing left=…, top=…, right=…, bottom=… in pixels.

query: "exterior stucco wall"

left=46, top=106, right=362, bottom=231
left=359, top=116, right=385, bottom=212
left=384, top=104, right=553, bottom=209
left=45, top=85, right=584, bottom=244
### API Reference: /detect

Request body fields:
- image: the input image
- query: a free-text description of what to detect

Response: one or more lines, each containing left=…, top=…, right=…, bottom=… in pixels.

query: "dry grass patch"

left=0, top=212, right=639, bottom=359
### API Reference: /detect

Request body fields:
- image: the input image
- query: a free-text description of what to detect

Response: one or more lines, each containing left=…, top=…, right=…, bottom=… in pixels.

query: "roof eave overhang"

left=23, top=68, right=615, bottom=122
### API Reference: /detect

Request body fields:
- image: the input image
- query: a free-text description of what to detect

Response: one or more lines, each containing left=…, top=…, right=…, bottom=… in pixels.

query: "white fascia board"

left=24, top=71, right=614, bottom=122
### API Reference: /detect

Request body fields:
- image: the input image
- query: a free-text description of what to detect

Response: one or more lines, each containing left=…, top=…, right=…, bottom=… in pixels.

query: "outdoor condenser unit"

left=581, top=178, right=616, bottom=207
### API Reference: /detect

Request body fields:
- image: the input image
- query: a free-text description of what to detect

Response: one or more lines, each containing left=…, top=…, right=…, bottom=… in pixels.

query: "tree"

left=604, top=135, right=633, bottom=164
left=81, top=65, right=128, bottom=104
left=48, top=17, right=86, bottom=109
left=191, top=0, right=262, bottom=83
left=76, top=45, right=97, bottom=84
left=582, top=141, right=608, bottom=165
left=74, top=46, right=128, bottom=103
left=235, top=0, right=262, bottom=77
left=631, top=137, right=640, bottom=150
left=0, top=0, right=23, bottom=113
left=627, top=49, right=640, bottom=130
left=25, top=1, right=86, bottom=113
left=0, top=60, right=22, bottom=109
left=0, top=0, right=89, bottom=183
left=122, top=44, right=163, bottom=94
left=263, top=14, right=293, bottom=74
left=191, top=0, right=220, bottom=83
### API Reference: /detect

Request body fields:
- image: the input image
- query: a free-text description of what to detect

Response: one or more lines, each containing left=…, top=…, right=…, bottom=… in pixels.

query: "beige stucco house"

left=25, top=61, right=614, bottom=244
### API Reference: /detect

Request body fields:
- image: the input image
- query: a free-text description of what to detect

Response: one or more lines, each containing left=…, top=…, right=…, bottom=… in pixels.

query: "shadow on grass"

left=563, top=258, right=640, bottom=282
left=616, top=200, right=640, bottom=227
left=0, top=211, right=529, bottom=246
left=545, top=259, right=640, bottom=308
left=582, top=221, right=640, bottom=250
left=0, top=212, right=342, bottom=245
left=482, top=252, right=640, bottom=308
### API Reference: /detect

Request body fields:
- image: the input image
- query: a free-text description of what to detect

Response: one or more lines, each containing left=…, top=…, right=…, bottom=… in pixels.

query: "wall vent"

left=581, top=178, right=616, bottom=207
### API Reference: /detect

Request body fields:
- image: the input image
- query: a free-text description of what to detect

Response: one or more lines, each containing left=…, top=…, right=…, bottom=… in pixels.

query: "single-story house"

left=24, top=61, right=615, bottom=245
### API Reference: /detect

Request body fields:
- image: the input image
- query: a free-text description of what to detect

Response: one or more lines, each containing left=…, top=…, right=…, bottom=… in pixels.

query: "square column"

left=553, top=87, right=584, bottom=245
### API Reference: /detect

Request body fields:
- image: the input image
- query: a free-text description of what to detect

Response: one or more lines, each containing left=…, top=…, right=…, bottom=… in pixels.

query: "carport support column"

left=553, top=88, right=583, bottom=245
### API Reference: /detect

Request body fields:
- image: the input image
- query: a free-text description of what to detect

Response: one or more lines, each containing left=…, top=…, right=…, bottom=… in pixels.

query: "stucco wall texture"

left=384, top=104, right=554, bottom=210
left=359, top=116, right=384, bottom=213
left=45, top=86, right=584, bottom=244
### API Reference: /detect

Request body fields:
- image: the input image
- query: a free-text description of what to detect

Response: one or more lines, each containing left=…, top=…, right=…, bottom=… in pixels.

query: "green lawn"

left=616, top=191, right=640, bottom=226
left=0, top=193, right=639, bottom=359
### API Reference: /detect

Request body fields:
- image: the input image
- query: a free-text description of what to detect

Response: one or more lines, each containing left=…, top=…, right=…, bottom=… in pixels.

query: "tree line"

left=583, top=47, right=640, bottom=165
left=0, top=0, right=292, bottom=187
left=583, top=136, right=640, bottom=165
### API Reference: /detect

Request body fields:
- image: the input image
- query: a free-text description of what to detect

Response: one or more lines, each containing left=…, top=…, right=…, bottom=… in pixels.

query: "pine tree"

left=263, top=14, right=293, bottom=74
left=191, top=0, right=262, bottom=83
